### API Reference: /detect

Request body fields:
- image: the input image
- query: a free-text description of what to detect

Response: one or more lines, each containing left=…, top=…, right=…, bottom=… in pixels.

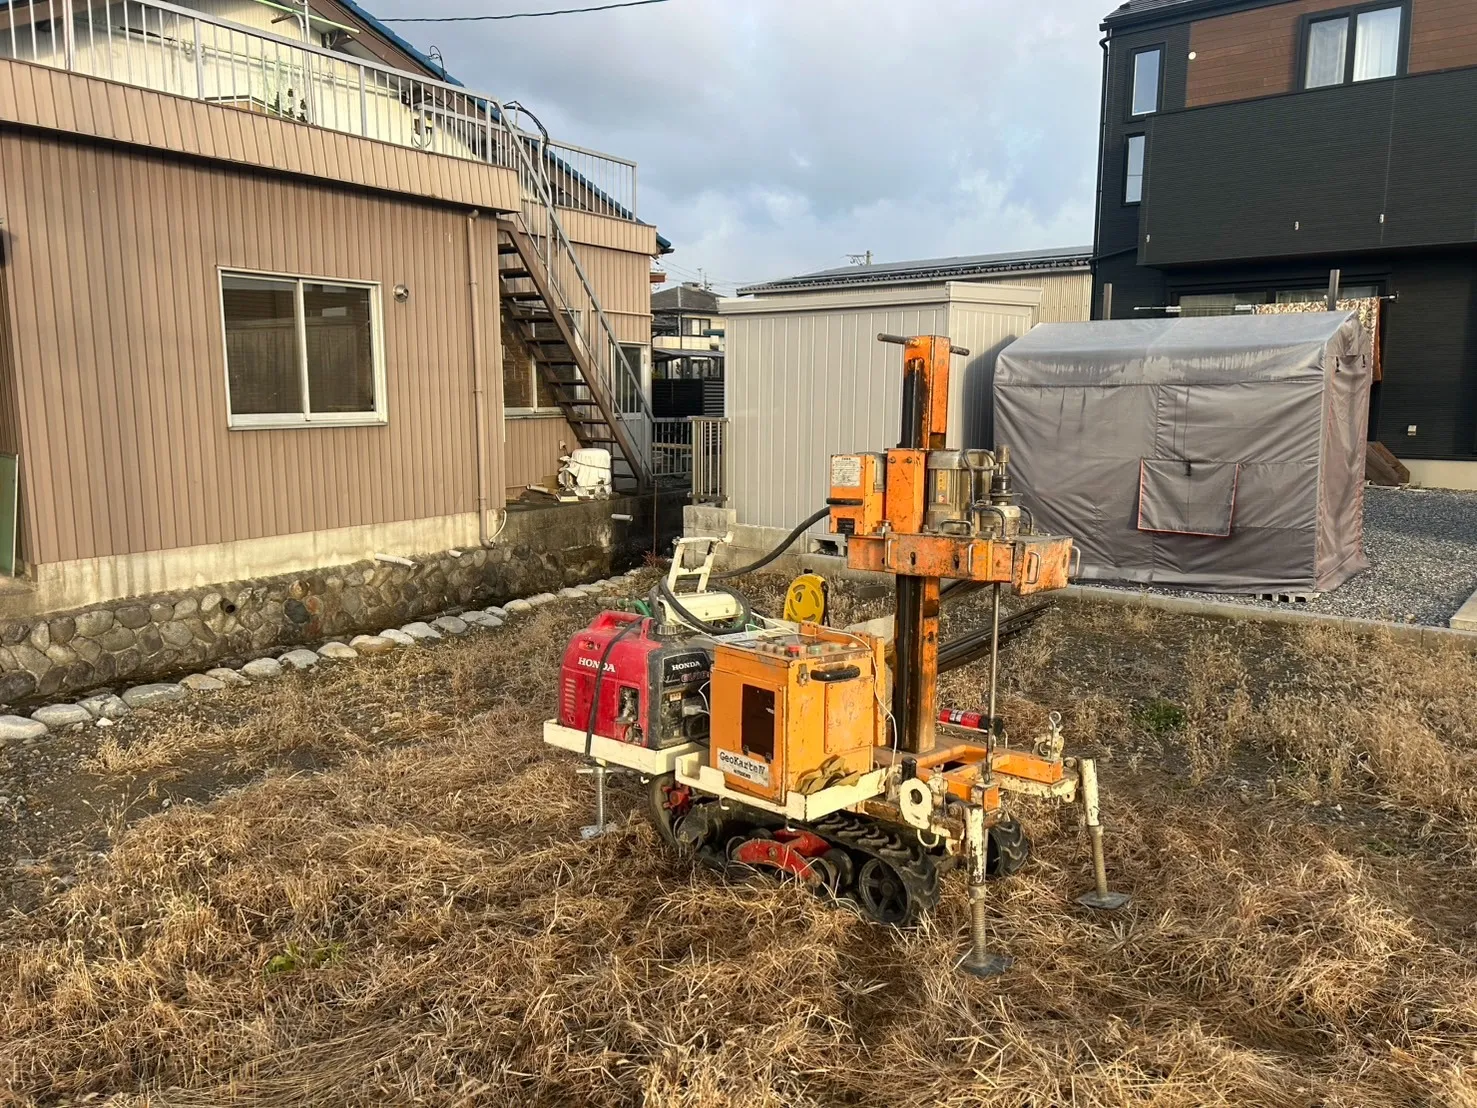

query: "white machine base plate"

left=674, top=753, right=886, bottom=822
left=542, top=720, right=701, bottom=776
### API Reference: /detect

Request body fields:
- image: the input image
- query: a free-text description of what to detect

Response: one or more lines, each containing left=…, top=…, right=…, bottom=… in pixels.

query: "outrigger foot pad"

left=961, top=952, right=1013, bottom=978
left=1076, top=889, right=1131, bottom=911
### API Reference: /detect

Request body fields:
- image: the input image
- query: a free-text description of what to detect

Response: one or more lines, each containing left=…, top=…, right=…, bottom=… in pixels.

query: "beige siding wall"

left=0, top=129, right=504, bottom=567
left=990, top=272, right=1092, bottom=323
left=504, top=414, right=577, bottom=494
left=543, top=237, right=654, bottom=345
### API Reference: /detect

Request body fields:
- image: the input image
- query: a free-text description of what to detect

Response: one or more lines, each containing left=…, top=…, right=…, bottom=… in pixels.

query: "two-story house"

left=651, top=282, right=723, bottom=417
left=0, top=0, right=672, bottom=700
left=1094, top=0, right=1477, bottom=488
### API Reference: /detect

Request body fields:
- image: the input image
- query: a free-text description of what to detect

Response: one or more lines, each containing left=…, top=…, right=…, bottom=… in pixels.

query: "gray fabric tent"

left=993, top=311, right=1371, bottom=594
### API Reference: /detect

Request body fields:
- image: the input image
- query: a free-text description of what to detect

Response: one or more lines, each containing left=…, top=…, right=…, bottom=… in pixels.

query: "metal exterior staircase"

left=498, top=127, right=655, bottom=493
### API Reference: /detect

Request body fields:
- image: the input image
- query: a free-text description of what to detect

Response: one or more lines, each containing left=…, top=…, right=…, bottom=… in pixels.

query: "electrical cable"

left=710, top=506, right=829, bottom=581
left=583, top=614, right=643, bottom=758
left=382, top=0, right=673, bottom=21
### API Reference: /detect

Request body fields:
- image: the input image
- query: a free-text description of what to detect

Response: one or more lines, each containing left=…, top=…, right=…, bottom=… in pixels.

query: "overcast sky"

left=372, top=0, right=1110, bottom=292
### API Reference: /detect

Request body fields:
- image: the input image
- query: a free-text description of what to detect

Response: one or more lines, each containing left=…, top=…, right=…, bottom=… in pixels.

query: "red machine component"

left=938, top=708, right=988, bottom=731
left=557, top=611, right=713, bottom=749
left=730, top=829, right=834, bottom=884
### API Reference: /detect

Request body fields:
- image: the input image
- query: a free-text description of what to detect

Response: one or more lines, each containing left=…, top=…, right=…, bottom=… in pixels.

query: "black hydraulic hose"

left=653, top=576, right=752, bottom=636
left=937, top=604, right=1053, bottom=674
left=710, top=506, right=830, bottom=581
left=584, top=615, right=643, bottom=757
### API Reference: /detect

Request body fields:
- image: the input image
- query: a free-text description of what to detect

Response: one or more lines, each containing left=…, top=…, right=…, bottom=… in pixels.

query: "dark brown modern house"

left=1094, top=0, right=1477, bottom=488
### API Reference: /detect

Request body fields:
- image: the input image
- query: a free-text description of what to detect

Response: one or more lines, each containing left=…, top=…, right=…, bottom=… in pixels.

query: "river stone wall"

left=0, top=491, right=683, bottom=707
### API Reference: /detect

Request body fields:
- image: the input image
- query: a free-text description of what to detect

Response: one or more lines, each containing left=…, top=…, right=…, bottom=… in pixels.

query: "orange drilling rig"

left=544, top=333, right=1127, bottom=973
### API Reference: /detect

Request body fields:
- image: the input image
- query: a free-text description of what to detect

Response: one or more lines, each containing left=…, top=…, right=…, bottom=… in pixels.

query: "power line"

left=380, top=0, right=673, bottom=22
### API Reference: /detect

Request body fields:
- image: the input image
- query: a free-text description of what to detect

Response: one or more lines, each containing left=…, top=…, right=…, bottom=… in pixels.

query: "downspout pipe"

left=467, top=210, right=491, bottom=546
left=1091, top=31, right=1111, bottom=319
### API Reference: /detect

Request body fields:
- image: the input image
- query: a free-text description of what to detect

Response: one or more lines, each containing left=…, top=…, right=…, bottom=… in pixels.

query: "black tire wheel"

left=819, top=848, right=855, bottom=898
left=986, top=817, right=1031, bottom=879
left=855, top=856, right=914, bottom=925
left=647, top=773, right=692, bottom=849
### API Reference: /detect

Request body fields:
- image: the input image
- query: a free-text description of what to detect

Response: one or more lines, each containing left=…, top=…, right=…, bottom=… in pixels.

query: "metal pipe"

left=466, top=211, right=490, bottom=547
left=986, top=583, right=1001, bottom=740
left=579, top=763, right=608, bottom=840
left=878, top=332, right=969, bottom=357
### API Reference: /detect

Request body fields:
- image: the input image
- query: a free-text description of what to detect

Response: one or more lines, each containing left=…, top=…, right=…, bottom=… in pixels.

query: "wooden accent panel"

left=0, top=130, right=506, bottom=565
left=1186, top=0, right=1332, bottom=107
left=1409, top=0, right=1477, bottom=74
left=0, top=59, right=521, bottom=212
left=505, top=414, right=576, bottom=493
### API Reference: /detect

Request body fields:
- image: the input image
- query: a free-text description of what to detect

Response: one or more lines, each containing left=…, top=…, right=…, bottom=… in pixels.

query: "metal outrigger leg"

left=577, top=762, right=618, bottom=840
left=960, top=805, right=1012, bottom=977
left=1075, top=757, right=1131, bottom=910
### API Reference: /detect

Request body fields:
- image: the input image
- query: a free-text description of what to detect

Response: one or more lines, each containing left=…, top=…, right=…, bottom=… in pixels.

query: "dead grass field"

left=2, top=577, right=1477, bottom=1107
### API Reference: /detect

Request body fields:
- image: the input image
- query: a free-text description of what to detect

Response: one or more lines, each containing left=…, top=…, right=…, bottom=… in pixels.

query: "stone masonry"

left=0, top=491, right=684, bottom=708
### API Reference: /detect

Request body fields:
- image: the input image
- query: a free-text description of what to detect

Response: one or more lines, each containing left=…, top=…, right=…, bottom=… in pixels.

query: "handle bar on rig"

left=876, top=332, right=970, bottom=357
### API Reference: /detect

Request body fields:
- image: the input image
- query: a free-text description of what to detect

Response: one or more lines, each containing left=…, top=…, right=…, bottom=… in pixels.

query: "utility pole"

left=846, top=251, right=874, bottom=266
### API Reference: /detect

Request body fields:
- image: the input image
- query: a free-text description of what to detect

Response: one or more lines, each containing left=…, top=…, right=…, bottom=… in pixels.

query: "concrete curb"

left=1065, top=584, right=1477, bottom=648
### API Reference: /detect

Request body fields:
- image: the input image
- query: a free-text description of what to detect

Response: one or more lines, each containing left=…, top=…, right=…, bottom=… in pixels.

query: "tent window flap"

left=1137, top=459, right=1240, bottom=537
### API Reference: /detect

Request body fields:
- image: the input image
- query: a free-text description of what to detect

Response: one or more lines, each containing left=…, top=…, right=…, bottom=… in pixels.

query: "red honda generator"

left=557, top=611, right=712, bottom=749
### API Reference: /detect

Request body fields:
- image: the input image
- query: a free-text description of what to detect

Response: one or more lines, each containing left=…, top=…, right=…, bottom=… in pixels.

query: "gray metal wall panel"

left=724, top=292, right=1042, bottom=532
left=726, top=303, right=948, bottom=532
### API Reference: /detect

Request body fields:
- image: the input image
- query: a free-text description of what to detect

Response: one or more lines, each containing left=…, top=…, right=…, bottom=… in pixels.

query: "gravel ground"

left=1092, top=485, right=1477, bottom=626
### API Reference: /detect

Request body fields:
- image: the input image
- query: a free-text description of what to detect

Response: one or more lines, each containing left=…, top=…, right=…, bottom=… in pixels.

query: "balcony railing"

left=0, top=0, right=637, bottom=219
left=652, top=417, right=727, bottom=504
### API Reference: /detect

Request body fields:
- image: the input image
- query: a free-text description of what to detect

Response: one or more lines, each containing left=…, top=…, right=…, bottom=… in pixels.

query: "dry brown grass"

left=3, top=583, right=1477, bottom=1106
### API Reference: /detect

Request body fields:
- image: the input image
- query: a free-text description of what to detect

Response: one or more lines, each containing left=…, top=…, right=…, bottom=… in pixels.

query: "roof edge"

left=1101, top=0, right=1282, bottom=31
left=737, top=255, right=1091, bottom=297
left=333, top=0, right=462, bottom=84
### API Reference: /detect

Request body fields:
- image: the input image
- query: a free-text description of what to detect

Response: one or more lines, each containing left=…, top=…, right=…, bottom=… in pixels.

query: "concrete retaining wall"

left=0, top=492, right=684, bottom=706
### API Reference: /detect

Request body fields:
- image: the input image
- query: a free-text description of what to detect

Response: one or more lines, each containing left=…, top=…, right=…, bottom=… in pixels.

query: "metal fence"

left=0, top=0, right=637, bottom=217
left=652, top=417, right=726, bottom=504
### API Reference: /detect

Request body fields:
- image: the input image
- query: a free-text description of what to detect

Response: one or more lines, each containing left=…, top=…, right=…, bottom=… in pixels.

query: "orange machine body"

left=827, top=452, right=886, bottom=540
left=707, top=625, right=887, bottom=803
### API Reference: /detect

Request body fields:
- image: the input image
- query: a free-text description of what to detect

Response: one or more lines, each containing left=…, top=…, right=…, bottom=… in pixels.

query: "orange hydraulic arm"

left=828, top=334, right=1074, bottom=756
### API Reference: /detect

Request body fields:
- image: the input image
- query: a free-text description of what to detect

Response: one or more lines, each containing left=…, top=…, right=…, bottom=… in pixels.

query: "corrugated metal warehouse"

left=722, top=248, right=1092, bottom=536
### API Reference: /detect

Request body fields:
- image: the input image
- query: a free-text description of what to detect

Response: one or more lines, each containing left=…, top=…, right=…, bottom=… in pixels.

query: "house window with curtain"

left=221, top=271, right=385, bottom=428
left=1304, top=5, right=1403, bottom=89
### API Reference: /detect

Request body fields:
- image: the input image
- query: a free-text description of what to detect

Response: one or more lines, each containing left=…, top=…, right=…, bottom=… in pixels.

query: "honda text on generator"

left=544, top=334, right=1129, bottom=974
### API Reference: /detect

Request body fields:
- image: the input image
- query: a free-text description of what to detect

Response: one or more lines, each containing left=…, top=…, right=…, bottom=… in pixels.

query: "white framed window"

left=220, top=270, right=386, bottom=428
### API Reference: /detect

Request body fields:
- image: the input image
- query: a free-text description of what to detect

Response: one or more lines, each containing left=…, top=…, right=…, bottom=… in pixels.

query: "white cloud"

left=369, top=0, right=1109, bottom=288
